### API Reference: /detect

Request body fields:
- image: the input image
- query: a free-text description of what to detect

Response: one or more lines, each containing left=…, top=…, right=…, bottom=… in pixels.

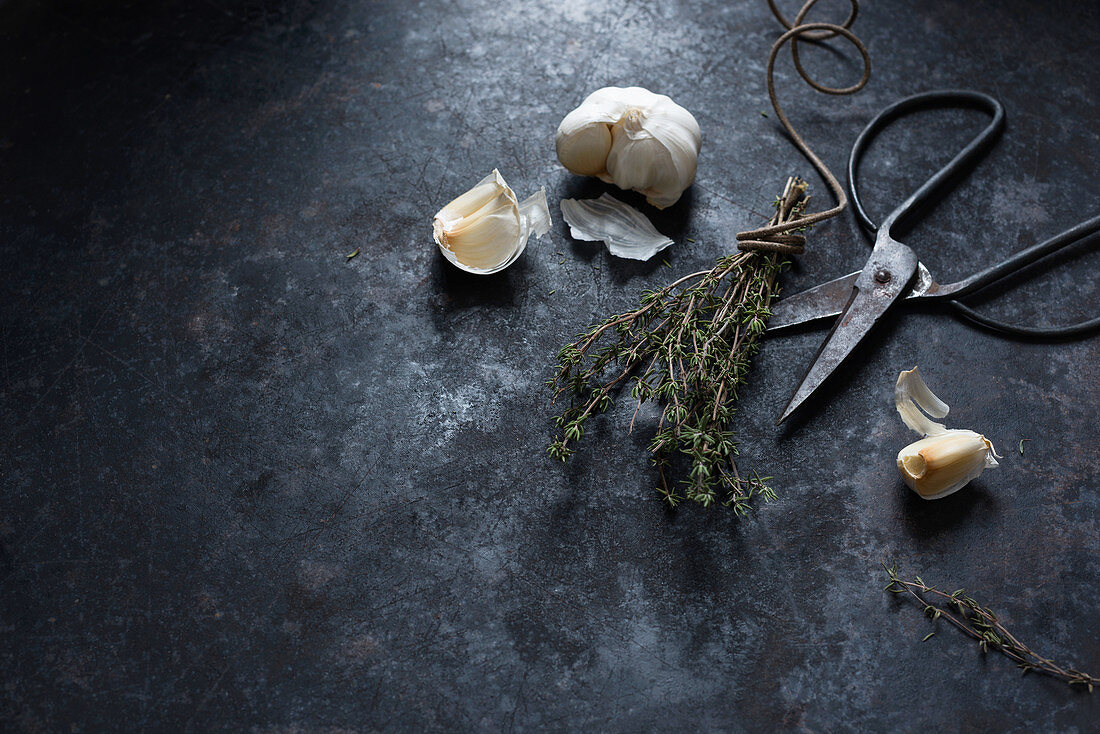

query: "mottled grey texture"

left=1, top=0, right=1098, bottom=731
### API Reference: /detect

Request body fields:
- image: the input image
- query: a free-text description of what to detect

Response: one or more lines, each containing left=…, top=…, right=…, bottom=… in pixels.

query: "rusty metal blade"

left=777, top=240, right=918, bottom=424
left=767, top=271, right=861, bottom=331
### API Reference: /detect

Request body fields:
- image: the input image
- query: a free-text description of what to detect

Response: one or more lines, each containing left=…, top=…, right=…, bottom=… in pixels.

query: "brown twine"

left=736, top=0, right=870, bottom=254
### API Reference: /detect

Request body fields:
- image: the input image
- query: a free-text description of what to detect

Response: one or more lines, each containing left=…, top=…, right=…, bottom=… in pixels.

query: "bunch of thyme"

left=547, top=178, right=809, bottom=512
left=883, top=563, right=1098, bottom=691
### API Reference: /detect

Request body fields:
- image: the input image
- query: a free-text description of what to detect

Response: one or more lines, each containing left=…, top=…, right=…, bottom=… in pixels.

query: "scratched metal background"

left=2, top=0, right=1098, bottom=730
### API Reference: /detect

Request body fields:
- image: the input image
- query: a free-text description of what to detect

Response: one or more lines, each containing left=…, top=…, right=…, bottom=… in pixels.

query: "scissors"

left=767, top=90, right=1100, bottom=425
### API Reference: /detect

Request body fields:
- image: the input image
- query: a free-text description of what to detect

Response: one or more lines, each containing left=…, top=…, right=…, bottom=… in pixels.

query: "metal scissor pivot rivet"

left=874, top=268, right=891, bottom=284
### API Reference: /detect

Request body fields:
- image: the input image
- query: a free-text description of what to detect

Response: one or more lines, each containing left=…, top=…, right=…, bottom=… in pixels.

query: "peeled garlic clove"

left=555, top=86, right=701, bottom=209
left=897, top=430, right=1000, bottom=500
left=432, top=169, right=551, bottom=274
left=560, top=193, right=674, bottom=261
left=893, top=366, right=1000, bottom=500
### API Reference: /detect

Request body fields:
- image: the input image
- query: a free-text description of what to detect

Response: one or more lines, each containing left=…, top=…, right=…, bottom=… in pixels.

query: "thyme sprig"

left=546, top=178, right=809, bottom=512
left=883, top=563, right=1098, bottom=691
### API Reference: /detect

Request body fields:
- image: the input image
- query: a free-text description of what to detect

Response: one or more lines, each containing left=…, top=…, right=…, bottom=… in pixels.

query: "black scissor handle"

left=848, top=89, right=1004, bottom=235
left=849, top=90, right=1100, bottom=338
left=945, top=214, right=1100, bottom=336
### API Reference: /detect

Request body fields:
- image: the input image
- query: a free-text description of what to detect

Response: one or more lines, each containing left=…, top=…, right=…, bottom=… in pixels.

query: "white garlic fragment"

left=555, top=87, right=701, bottom=209
left=895, top=366, right=951, bottom=437
left=432, top=169, right=551, bottom=274
left=560, top=193, right=674, bottom=261
left=894, top=367, right=1000, bottom=500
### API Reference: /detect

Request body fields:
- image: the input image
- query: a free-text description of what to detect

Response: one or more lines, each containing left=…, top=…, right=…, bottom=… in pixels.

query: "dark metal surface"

left=2, top=0, right=1099, bottom=730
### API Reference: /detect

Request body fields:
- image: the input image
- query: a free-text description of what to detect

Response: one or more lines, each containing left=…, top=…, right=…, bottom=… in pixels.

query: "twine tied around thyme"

left=737, top=0, right=871, bottom=255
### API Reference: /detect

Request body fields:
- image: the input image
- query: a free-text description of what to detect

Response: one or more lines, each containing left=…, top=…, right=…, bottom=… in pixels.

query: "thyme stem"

left=883, top=563, right=1098, bottom=691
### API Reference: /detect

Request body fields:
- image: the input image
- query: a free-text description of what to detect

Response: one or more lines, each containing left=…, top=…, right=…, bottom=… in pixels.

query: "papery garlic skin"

left=897, top=430, right=999, bottom=500
left=893, top=367, right=1000, bottom=500
left=556, top=87, right=701, bottom=209
left=560, top=193, right=674, bottom=261
left=432, top=169, right=550, bottom=275
left=895, top=366, right=950, bottom=437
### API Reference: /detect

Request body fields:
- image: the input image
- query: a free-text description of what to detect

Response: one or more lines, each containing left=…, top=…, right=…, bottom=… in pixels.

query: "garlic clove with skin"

left=556, top=121, right=612, bottom=177
left=556, top=86, right=636, bottom=175
left=893, top=367, right=1000, bottom=500
left=897, top=430, right=1000, bottom=500
left=556, top=86, right=701, bottom=209
left=432, top=169, right=550, bottom=275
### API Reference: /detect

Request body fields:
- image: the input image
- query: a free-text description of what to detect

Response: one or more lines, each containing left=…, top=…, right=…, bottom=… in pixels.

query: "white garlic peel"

left=432, top=169, right=551, bottom=274
left=894, top=367, right=1000, bottom=500
left=560, top=194, right=674, bottom=261
left=555, top=87, right=701, bottom=209
left=895, top=366, right=951, bottom=437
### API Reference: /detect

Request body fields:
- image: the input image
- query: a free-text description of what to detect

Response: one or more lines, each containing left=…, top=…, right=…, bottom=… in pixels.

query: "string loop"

left=738, top=0, right=869, bottom=253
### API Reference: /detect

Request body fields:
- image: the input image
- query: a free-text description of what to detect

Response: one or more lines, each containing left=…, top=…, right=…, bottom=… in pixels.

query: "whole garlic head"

left=432, top=169, right=550, bottom=274
left=555, top=87, right=701, bottom=209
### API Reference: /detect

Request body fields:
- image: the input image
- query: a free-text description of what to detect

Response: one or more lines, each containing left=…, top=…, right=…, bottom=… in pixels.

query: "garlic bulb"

left=894, top=367, right=1000, bottom=500
left=432, top=169, right=551, bottom=274
left=555, top=87, right=701, bottom=209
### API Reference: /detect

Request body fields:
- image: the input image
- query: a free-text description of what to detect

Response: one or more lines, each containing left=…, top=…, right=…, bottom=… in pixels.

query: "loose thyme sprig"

left=883, top=563, right=1098, bottom=691
left=546, top=179, right=809, bottom=512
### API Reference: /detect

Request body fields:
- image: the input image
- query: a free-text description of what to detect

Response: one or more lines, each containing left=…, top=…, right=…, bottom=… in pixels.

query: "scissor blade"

left=769, top=263, right=938, bottom=331
left=767, top=271, right=861, bottom=331
left=777, top=241, right=919, bottom=424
